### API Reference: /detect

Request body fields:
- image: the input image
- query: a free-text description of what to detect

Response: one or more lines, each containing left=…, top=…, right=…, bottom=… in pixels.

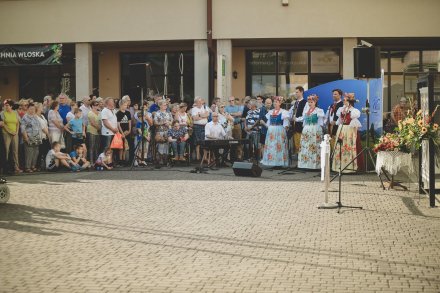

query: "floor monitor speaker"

left=232, top=162, right=262, bottom=177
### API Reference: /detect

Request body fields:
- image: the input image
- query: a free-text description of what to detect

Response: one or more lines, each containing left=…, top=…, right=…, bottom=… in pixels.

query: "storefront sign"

left=0, top=44, right=62, bottom=66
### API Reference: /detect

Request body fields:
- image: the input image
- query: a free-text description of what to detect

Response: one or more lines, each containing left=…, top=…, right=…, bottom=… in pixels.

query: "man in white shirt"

left=100, top=97, right=119, bottom=151
left=205, top=112, right=226, bottom=140
left=204, top=112, right=226, bottom=167
left=191, top=96, right=211, bottom=160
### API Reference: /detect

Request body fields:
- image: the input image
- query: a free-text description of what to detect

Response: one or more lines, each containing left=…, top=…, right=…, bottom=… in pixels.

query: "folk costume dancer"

left=331, top=93, right=364, bottom=173
left=325, top=89, right=344, bottom=151
left=298, top=95, right=325, bottom=170
left=261, top=96, right=290, bottom=167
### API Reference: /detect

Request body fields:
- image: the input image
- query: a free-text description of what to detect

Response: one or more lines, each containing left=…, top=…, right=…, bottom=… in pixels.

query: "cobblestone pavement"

left=0, top=167, right=439, bottom=293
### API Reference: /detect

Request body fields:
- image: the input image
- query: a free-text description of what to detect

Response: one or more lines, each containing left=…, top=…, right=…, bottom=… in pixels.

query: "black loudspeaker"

left=129, top=64, right=146, bottom=89
left=232, top=162, right=262, bottom=177
left=354, top=47, right=381, bottom=78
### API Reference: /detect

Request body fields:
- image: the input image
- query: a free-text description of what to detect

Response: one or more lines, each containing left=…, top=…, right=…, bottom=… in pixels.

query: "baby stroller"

left=0, top=177, right=10, bottom=204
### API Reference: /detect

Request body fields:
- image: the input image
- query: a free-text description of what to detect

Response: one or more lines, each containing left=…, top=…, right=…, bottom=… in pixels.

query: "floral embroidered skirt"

left=332, top=125, right=359, bottom=173
left=261, top=125, right=288, bottom=167
left=298, top=124, right=323, bottom=170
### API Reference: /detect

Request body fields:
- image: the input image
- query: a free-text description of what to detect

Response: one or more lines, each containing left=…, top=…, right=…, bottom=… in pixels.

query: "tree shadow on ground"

left=0, top=204, right=96, bottom=236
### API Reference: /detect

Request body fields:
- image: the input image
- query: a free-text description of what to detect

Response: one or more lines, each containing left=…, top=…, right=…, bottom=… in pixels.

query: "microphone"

left=362, top=98, right=370, bottom=114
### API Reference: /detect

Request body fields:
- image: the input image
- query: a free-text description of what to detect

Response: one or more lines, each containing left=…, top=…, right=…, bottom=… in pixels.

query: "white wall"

left=0, top=0, right=206, bottom=44
left=1, top=0, right=439, bottom=45
left=213, top=0, right=440, bottom=39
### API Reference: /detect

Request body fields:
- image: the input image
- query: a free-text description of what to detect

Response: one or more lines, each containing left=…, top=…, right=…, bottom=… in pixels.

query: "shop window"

left=382, top=75, right=389, bottom=111
left=422, top=50, right=440, bottom=72
left=278, top=74, right=308, bottom=98
left=380, top=52, right=388, bottom=72
left=247, top=49, right=340, bottom=97
left=278, top=51, right=308, bottom=74
left=251, top=75, right=276, bottom=97
left=390, top=75, right=404, bottom=108
left=250, top=52, right=277, bottom=73
left=120, top=52, right=194, bottom=105
left=311, top=50, right=339, bottom=73
left=390, top=51, right=420, bottom=73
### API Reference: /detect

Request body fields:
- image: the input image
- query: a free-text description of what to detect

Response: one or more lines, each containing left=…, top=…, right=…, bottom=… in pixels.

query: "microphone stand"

left=325, top=105, right=363, bottom=213
left=129, top=62, right=151, bottom=170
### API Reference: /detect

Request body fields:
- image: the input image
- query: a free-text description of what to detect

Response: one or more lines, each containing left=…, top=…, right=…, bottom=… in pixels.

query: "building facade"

left=0, top=0, right=439, bottom=111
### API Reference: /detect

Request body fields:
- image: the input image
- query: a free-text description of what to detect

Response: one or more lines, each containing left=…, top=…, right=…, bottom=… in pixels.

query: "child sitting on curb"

left=46, top=141, right=80, bottom=172
left=70, top=144, right=91, bottom=170
left=95, top=147, right=114, bottom=170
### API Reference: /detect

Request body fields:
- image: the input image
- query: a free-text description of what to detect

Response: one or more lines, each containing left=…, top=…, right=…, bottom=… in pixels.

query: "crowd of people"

left=0, top=86, right=368, bottom=175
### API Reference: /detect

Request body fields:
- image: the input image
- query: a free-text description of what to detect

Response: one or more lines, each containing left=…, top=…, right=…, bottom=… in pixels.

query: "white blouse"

left=302, top=107, right=326, bottom=127
left=265, top=109, right=290, bottom=127
left=37, top=115, right=48, bottom=140
left=336, top=106, right=362, bottom=128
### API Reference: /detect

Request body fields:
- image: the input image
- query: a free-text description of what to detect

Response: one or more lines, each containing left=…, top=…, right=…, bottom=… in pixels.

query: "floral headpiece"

left=307, top=94, right=319, bottom=103
left=273, top=96, right=283, bottom=102
left=344, top=93, right=356, bottom=102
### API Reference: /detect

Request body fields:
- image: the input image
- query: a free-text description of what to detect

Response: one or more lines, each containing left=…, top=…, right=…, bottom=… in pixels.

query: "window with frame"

left=247, top=49, right=340, bottom=98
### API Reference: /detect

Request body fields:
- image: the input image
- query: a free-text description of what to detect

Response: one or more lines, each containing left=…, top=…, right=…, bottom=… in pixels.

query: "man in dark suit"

left=326, top=88, right=344, bottom=149
left=289, top=86, right=307, bottom=156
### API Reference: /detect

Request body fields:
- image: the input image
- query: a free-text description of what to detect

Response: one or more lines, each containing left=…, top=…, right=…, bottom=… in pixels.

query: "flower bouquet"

left=396, top=105, right=439, bottom=152
left=374, top=104, right=439, bottom=153
left=373, top=133, right=401, bottom=153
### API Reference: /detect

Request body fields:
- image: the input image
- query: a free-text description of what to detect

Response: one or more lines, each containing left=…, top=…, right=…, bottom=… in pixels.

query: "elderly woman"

left=48, top=101, right=64, bottom=146
left=42, top=95, right=52, bottom=118
left=1, top=99, right=22, bottom=173
left=153, top=99, right=173, bottom=165
left=21, top=103, right=43, bottom=173
left=17, top=99, right=29, bottom=118
left=170, top=103, right=180, bottom=120
left=35, top=103, right=50, bottom=171
left=298, top=95, right=325, bottom=170
left=168, top=120, right=189, bottom=161
left=261, top=96, right=290, bottom=167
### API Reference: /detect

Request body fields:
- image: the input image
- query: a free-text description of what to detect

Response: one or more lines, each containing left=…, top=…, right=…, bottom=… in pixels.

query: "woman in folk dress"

left=261, top=96, right=290, bottom=167
left=332, top=93, right=364, bottom=173
left=298, top=94, right=325, bottom=170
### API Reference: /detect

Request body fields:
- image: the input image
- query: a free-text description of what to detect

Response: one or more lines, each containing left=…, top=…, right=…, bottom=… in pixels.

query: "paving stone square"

left=0, top=167, right=439, bottom=292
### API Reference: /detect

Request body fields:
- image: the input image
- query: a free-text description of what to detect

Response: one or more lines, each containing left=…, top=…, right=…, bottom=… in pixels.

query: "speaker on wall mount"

left=232, top=162, right=262, bottom=177
left=354, top=46, right=381, bottom=79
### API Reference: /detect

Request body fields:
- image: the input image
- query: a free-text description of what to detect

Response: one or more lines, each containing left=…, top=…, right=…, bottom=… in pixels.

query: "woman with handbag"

left=153, top=100, right=173, bottom=165
left=20, top=103, right=43, bottom=173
